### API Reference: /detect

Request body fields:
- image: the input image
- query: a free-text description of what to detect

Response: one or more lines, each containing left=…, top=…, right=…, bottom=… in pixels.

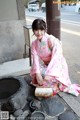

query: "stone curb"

left=58, top=92, right=80, bottom=118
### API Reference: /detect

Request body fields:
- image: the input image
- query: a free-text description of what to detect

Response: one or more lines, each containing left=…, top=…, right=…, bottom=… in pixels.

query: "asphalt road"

left=61, top=21, right=80, bottom=84
left=61, top=12, right=80, bottom=23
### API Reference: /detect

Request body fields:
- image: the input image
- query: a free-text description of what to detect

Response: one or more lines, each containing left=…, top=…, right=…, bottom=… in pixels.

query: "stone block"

left=0, top=20, right=25, bottom=63
left=14, top=109, right=23, bottom=117
left=58, top=110, right=79, bottom=120
left=61, top=95, right=80, bottom=117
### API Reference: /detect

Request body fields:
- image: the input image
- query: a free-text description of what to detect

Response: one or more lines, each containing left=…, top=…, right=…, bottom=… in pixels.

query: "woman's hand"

left=36, top=73, right=44, bottom=86
left=44, top=75, right=53, bottom=81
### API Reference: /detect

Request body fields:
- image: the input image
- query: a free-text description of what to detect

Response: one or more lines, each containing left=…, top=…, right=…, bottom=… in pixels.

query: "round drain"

left=0, top=77, right=20, bottom=100
left=0, top=76, right=28, bottom=111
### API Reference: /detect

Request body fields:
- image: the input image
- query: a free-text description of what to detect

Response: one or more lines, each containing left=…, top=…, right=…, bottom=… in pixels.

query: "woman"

left=30, top=19, right=80, bottom=96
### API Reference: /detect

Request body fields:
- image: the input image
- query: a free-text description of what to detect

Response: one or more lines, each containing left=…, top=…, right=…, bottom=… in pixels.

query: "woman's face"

left=34, top=29, right=45, bottom=40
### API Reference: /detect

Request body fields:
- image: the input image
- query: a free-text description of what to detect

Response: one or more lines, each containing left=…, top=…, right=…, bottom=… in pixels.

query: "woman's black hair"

left=32, top=19, right=46, bottom=31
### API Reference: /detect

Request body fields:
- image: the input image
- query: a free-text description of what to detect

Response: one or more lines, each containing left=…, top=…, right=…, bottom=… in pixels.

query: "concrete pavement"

left=0, top=58, right=31, bottom=78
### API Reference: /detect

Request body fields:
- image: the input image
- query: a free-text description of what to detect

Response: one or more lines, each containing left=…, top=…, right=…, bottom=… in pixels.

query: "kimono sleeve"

left=45, top=36, right=63, bottom=76
left=30, top=41, right=40, bottom=75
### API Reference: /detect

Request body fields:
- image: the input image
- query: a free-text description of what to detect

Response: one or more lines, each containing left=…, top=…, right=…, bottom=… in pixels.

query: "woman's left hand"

left=44, top=75, right=53, bottom=81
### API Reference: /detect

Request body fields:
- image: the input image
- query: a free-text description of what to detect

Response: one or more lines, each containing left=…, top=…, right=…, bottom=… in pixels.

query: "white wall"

left=0, top=0, right=18, bottom=20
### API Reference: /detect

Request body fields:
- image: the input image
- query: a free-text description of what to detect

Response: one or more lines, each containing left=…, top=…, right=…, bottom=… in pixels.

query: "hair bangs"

left=32, top=19, right=46, bottom=31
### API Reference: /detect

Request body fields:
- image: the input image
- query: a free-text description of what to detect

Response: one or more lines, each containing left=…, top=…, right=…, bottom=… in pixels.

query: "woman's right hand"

left=36, top=73, right=43, bottom=86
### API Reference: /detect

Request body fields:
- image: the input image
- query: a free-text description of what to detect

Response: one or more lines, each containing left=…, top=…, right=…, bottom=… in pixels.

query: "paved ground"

left=24, top=75, right=80, bottom=120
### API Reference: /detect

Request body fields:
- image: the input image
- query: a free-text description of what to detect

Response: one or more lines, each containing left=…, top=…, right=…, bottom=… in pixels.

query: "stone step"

left=0, top=58, right=31, bottom=78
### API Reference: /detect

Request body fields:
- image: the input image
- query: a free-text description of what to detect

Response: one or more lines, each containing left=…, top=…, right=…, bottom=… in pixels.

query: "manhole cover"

left=0, top=77, right=28, bottom=111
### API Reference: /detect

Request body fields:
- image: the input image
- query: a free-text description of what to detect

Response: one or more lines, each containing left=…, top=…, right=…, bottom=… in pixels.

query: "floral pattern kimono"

left=30, top=33, right=80, bottom=96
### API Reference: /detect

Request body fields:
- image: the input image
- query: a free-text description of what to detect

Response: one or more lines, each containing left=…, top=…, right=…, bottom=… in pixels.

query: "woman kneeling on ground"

left=30, top=19, right=80, bottom=96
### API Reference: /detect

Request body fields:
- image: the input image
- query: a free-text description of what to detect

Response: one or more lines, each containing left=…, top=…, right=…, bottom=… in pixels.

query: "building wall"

left=0, top=0, right=26, bottom=63
left=0, top=0, right=18, bottom=20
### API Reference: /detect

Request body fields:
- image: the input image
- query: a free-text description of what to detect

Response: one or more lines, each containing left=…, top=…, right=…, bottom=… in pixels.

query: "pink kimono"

left=30, top=33, right=80, bottom=96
